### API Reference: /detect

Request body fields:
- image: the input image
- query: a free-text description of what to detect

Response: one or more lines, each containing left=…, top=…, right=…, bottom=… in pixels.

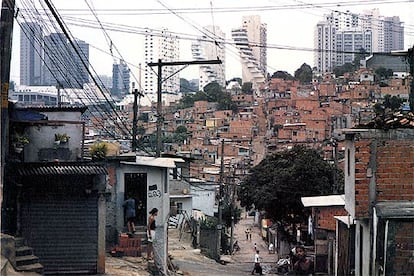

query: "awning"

left=16, top=164, right=107, bottom=176
left=334, top=215, right=355, bottom=227
left=375, top=201, right=414, bottom=218
left=301, top=194, right=345, bottom=207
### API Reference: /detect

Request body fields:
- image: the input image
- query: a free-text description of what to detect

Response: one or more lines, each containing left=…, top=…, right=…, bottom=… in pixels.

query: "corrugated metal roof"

left=301, top=194, right=345, bottom=207
left=16, top=164, right=107, bottom=176
left=121, top=156, right=184, bottom=168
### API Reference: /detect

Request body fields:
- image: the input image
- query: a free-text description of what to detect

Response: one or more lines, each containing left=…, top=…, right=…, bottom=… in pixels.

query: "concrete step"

left=15, top=237, right=25, bottom=248
left=15, top=255, right=39, bottom=267
left=15, top=262, right=44, bottom=274
left=16, top=246, right=33, bottom=257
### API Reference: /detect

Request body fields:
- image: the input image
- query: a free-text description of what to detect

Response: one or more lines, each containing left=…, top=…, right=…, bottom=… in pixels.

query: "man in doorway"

left=123, top=194, right=136, bottom=233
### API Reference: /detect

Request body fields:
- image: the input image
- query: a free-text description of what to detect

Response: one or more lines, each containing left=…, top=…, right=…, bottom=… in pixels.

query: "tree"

left=239, top=145, right=342, bottom=225
left=375, top=67, right=394, bottom=80
left=180, top=78, right=198, bottom=93
left=271, top=71, right=294, bottom=80
left=294, top=63, right=313, bottom=84
left=373, top=94, right=403, bottom=115
left=241, top=82, right=253, bottom=94
left=333, top=63, right=355, bottom=77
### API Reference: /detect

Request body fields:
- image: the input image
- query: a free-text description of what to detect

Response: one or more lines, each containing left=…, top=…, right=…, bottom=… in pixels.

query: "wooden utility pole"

left=147, top=59, right=222, bottom=157
left=0, top=0, right=15, bottom=209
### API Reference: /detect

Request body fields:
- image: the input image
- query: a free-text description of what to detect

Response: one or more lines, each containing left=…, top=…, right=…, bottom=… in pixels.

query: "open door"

left=125, top=173, right=147, bottom=226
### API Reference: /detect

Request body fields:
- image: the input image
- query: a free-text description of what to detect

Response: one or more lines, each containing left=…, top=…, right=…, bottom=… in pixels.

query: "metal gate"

left=21, top=176, right=98, bottom=274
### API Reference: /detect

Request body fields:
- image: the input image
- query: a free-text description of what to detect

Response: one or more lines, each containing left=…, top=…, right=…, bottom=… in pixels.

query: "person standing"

left=245, top=228, right=250, bottom=240
left=147, top=208, right=158, bottom=260
left=251, top=250, right=263, bottom=275
left=123, top=194, right=136, bottom=233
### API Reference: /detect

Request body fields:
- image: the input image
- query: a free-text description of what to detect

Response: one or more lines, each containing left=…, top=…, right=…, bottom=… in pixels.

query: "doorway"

left=125, top=173, right=147, bottom=226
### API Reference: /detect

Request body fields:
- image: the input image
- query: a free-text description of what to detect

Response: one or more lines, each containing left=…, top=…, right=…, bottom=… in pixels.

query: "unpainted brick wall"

left=387, top=221, right=414, bottom=274
left=354, top=138, right=414, bottom=219
left=315, top=206, right=347, bottom=231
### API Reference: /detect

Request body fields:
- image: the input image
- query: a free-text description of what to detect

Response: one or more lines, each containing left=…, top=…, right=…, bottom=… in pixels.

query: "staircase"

left=14, top=237, right=44, bottom=274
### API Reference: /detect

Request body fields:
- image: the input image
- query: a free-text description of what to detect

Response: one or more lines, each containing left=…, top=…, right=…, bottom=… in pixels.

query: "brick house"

left=301, top=195, right=347, bottom=274
left=343, top=128, right=414, bottom=276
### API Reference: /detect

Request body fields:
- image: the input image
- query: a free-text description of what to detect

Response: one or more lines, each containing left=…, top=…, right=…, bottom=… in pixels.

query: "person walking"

left=245, top=228, right=250, bottom=240
left=123, top=194, right=136, bottom=233
left=147, top=208, right=158, bottom=260
left=251, top=250, right=263, bottom=275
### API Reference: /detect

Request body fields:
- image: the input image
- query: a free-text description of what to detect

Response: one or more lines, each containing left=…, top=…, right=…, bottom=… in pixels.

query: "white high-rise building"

left=20, top=22, right=43, bottom=86
left=231, top=15, right=267, bottom=89
left=144, top=28, right=180, bottom=105
left=314, top=9, right=404, bottom=72
left=191, top=26, right=226, bottom=91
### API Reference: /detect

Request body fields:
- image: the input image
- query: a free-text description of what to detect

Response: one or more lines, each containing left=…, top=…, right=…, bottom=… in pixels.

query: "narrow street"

left=168, top=212, right=281, bottom=275
left=104, top=211, right=282, bottom=275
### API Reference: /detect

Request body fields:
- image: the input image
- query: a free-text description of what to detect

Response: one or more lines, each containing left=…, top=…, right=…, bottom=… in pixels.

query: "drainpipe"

left=367, top=140, right=378, bottom=276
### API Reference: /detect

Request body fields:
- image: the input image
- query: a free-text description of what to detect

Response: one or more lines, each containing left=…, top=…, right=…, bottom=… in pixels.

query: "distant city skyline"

left=10, top=0, right=413, bottom=88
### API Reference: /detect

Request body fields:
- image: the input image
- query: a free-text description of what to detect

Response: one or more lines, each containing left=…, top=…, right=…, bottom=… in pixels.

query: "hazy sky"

left=10, top=0, right=414, bottom=86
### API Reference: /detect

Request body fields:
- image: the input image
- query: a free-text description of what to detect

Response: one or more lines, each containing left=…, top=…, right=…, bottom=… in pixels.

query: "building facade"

left=231, top=15, right=267, bottom=89
left=315, top=9, right=404, bottom=72
left=111, top=59, right=130, bottom=98
left=20, top=22, right=43, bottom=86
left=42, top=33, right=89, bottom=88
left=144, top=28, right=180, bottom=104
left=191, top=25, right=226, bottom=91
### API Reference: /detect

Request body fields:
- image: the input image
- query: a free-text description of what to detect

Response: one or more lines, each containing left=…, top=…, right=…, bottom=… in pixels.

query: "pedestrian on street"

left=245, top=228, right=250, bottom=240
left=249, top=228, right=252, bottom=240
left=123, top=194, right=136, bottom=233
left=251, top=250, right=263, bottom=275
left=254, top=242, right=257, bottom=252
left=147, top=207, right=158, bottom=260
left=268, top=242, right=274, bottom=254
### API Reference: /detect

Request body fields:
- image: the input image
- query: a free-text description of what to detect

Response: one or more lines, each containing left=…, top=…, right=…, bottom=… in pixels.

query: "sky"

left=10, top=0, right=414, bottom=87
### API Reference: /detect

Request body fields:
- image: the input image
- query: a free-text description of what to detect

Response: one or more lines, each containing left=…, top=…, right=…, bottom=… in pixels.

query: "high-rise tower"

left=111, top=60, right=130, bottom=98
left=231, top=15, right=267, bottom=89
left=43, top=33, right=89, bottom=88
left=20, top=22, right=43, bottom=85
left=191, top=26, right=226, bottom=91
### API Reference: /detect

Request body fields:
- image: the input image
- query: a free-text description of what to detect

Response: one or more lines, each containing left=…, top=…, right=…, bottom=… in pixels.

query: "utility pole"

left=1, top=0, right=16, bottom=209
left=132, top=64, right=143, bottom=152
left=147, top=59, right=222, bottom=157
left=229, top=164, right=236, bottom=254
left=217, top=139, right=225, bottom=259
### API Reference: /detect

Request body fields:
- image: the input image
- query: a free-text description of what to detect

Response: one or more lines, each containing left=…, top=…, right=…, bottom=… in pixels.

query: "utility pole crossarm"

left=147, top=59, right=222, bottom=67
left=147, top=58, right=223, bottom=157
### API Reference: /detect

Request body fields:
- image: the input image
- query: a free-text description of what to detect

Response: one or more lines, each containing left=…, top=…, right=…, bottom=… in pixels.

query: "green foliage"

left=271, top=71, right=294, bottom=80
left=180, top=78, right=198, bottom=93
left=333, top=63, right=355, bottom=77
left=239, top=145, right=342, bottom=224
left=90, top=142, right=108, bottom=160
left=241, top=82, right=253, bottom=94
left=294, top=63, right=313, bottom=84
left=176, top=81, right=236, bottom=111
left=137, top=124, right=146, bottom=136
left=221, top=202, right=242, bottom=228
left=353, top=48, right=369, bottom=68
left=12, top=133, right=30, bottom=146
left=375, top=67, right=394, bottom=80
left=199, top=216, right=218, bottom=230
left=373, top=94, right=403, bottom=115
left=54, top=133, right=70, bottom=143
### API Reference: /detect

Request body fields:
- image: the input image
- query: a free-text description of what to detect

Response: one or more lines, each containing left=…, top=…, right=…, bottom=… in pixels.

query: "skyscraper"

left=144, top=28, right=180, bottom=104
left=20, top=22, right=43, bottom=85
left=231, top=15, right=267, bottom=89
left=191, top=26, right=226, bottom=91
left=43, top=33, right=89, bottom=88
left=111, top=60, right=130, bottom=97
